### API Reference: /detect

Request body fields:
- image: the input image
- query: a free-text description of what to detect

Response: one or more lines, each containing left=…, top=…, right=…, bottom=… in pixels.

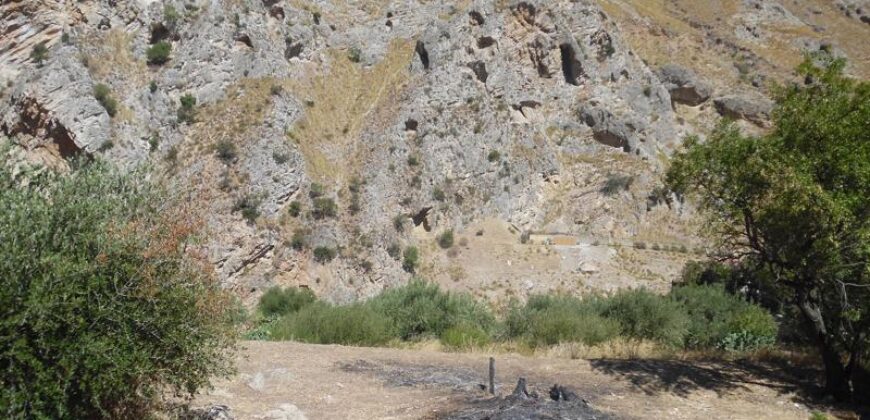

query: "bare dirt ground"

left=194, top=341, right=828, bottom=419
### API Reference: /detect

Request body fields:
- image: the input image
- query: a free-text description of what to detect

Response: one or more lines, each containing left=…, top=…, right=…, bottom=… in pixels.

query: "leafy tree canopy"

left=667, top=53, right=869, bottom=400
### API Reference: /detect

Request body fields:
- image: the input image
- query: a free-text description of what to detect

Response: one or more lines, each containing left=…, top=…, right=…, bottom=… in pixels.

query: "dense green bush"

left=270, top=302, right=394, bottom=346
left=348, top=47, right=362, bottom=63
left=258, top=286, right=316, bottom=318
left=678, top=260, right=732, bottom=287
left=441, top=323, right=491, bottom=350
left=290, top=229, right=306, bottom=250
left=504, top=287, right=775, bottom=350
left=433, top=187, right=446, bottom=201
left=367, top=280, right=495, bottom=340
left=387, top=243, right=401, bottom=259
left=309, top=183, right=325, bottom=198
left=599, top=288, right=689, bottom=347
left=506, top=295, right=619, bottom=347
left=0, top=154, right=236, bottom=418
left=148, top=133, right=160, bottom=151
left=146, top=41, right=172, bottom=65
left=393, top=214, right=405, bottom=232
left=670, top=284, right=776, bottom=350
left=249, top=277, right=776, bottom=355
left=719, top=307, right=777, bottom=351
left=163, top=4, right=180, bottom=27
left=256, top=280, right=496, bottom=346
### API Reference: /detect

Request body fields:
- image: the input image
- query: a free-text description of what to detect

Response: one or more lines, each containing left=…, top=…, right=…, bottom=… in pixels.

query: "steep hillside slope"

left=2, top=0, right=867, bottom=304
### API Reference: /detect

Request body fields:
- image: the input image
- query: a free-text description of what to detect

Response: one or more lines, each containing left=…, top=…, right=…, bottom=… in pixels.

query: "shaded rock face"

left=714, top=95, right=774, bottom=126
left=1, top=0, right=693, bottom=302
left=579, top=105, right=639, bottom=153
left=1, top=97, right=82, bottom=159
left=656, top=64, right=713, bottom=106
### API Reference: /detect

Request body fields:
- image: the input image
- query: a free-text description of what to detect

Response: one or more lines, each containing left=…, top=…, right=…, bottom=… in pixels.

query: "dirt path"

left=194, top=341, right=815, bottom=419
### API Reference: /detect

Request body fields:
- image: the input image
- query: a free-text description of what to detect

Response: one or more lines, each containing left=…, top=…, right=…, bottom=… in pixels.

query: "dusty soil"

left=416, top=218, right=699, bottom=306
left=194, top=341, right=822, bottom=419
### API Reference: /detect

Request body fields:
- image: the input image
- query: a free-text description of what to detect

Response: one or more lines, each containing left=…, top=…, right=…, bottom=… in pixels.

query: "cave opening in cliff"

left=559, top=43, right=583, bottom=86
left=415, top=41, right=430, bottom=70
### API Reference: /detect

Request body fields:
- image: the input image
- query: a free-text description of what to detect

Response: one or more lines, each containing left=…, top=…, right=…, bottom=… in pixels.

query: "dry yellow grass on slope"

left=184, top=77, right=282, bottom=159
left=81, top=29, right=149, bottom=86
left=284, top=39, right=414, bottom=183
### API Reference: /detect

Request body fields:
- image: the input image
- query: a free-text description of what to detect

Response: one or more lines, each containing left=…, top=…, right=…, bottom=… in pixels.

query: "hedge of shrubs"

left=247, top=279, right=777, bottom=353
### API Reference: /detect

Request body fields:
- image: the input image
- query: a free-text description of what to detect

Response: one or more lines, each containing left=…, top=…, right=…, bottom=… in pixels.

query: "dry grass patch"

left=81, top=29, right=149, bottom=86
left=183, top=77, right=281, bottom=159
left=395, top=338, right=675, bottom=360
left=284, top=39, right=414, bottom=182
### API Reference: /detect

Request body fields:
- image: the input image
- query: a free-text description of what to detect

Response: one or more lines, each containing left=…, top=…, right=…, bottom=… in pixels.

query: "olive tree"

left=666, top=55, right=869, bottom=400
left=0, top=151, right=237, bottom=418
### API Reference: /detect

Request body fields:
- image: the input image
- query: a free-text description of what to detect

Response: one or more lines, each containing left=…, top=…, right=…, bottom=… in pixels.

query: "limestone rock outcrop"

left=714, top=95, right=775, bottom=126
left=0, top=0, right=744, bottom=302
left=656, top=64, right=713, bottom=106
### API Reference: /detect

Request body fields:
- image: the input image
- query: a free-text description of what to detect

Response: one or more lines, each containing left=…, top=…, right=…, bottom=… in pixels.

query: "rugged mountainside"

left=2, top=0, right=868, bottom=304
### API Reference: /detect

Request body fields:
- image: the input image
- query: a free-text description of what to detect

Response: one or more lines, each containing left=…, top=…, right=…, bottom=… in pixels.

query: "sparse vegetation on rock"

left=601, top=173, right=634, bottom=195
left=287, top=200, right=301, bottom=217
left=177, top=93, right=197, bottom=124
left=93, top=83, right=118, bottom=117
left=232, top=193, right=261, bottom=224
left=146, top=41, right=172, bottom=65
left=311, top=197, right=337, bottom=219
left=313, top=246, right=337, bottom=263
left=437, top=230, right=454, bottom=249
left=6, top=0, right=870, bottom=415
left=402, top=246, right=419, bottom=273
left=30, top=42, right=48, bottom=66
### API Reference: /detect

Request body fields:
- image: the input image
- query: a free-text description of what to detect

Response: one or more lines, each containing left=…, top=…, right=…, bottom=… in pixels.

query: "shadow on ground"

left=589, top=357, right=870, bottom=418
left=589, top=357, right=818, bottom=398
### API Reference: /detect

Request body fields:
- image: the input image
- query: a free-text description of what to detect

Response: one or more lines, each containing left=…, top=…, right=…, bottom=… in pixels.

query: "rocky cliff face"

left=2, top=0, right=867, bottom=304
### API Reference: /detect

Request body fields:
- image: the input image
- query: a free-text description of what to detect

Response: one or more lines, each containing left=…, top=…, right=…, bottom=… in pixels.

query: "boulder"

left=713, top=95, right=774, bottom=126
left=579, top=106, right=639, bottom=153
left=656, top=64, right=713, bottom=106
